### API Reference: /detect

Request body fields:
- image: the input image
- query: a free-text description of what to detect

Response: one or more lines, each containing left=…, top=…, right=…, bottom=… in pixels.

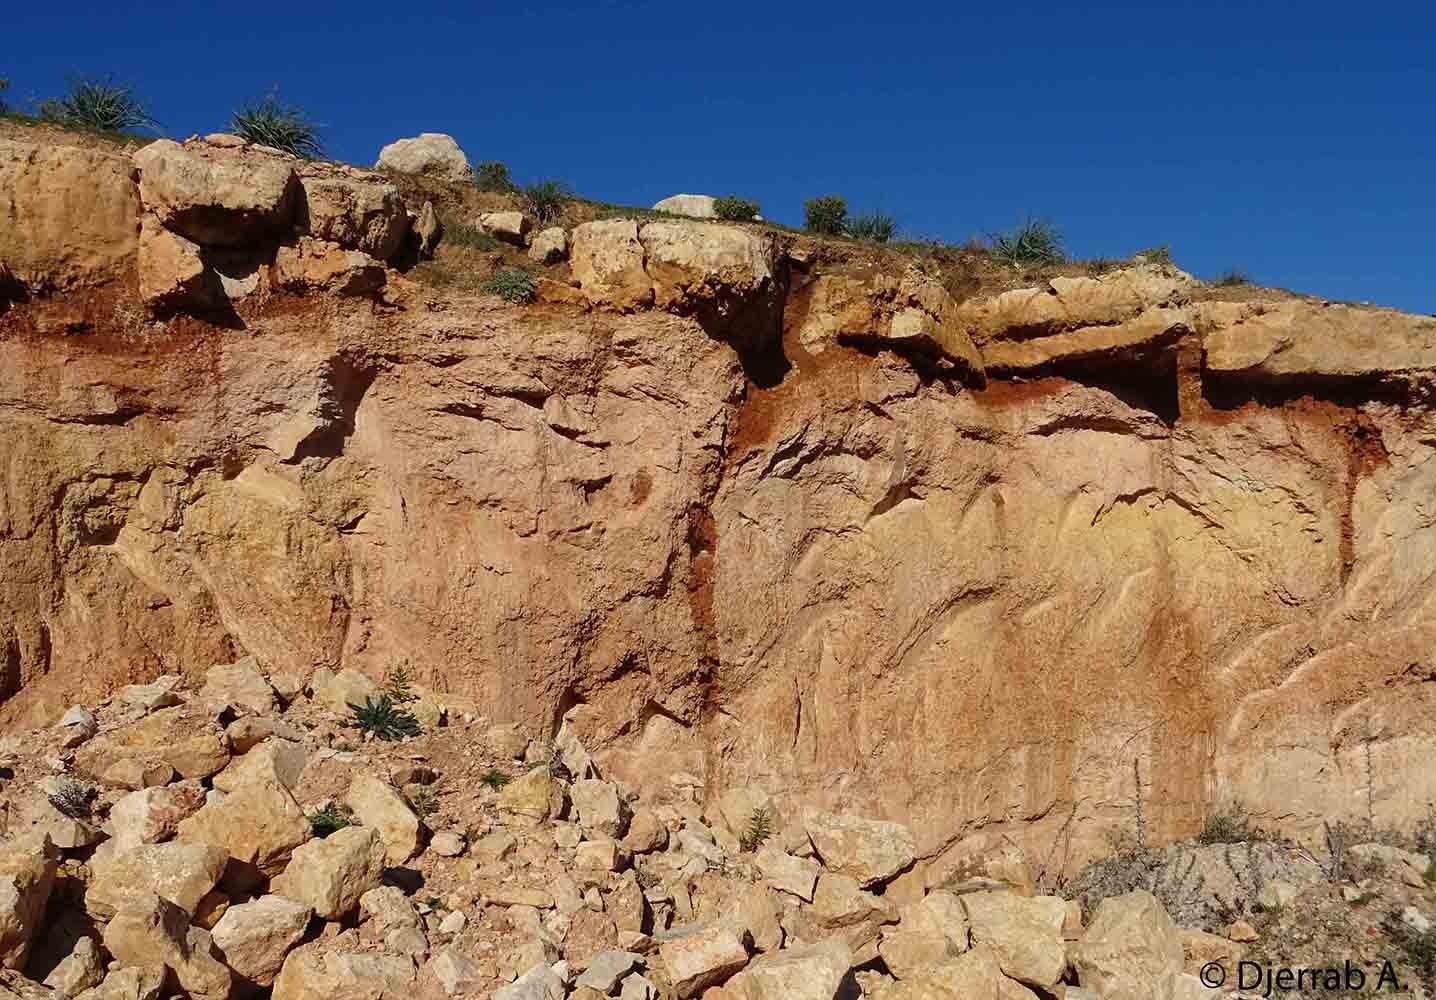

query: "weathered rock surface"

left=296, top=163, right=409, bottom=261
left=272, top=945, right=414, bottom=1000
left=211, top=894, right=313, bottom=989
left=86, top=841, right=227, bottom=919
left=0, top=835, right=58, bottom=970
left=102, top=892, right=232, bottom=1000
left=344, top=775, right=420, bottom=865
left=133, top=138, right=297, bottom=247
left=0, top=138, right=139, bottom=293
left=269, top=827, right=384, bottom=920
left=177, top=771, right=311, bottom=883
left=374, top=134, right=470, bottom=181
left=1204, top=300, right=1436, bottom=381
left=652, top=194, right=717, bottom=218
left=1070, top=890, right=1184, bottom=1000
left=804, top=811, right=915, bottom=887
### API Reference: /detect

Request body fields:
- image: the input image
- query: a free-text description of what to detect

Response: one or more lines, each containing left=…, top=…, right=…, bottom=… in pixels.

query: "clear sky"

left=8, top=1, right=1433, bottom=313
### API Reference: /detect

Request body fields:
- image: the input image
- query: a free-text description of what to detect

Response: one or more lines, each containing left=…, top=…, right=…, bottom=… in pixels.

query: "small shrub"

left=39, top=76, right=159, bottom=133
left=739, top=806, right=773, bottom=852
left=230, top=94, right=322, bottom=159
left=713, top=195, right=760, bottom=222
left=383, top=666, right=416, bottom=704
left=47, top=779, right=97, bottom=819
left=475, top=161, right=517, bottom=193
left=804, top=195, right=848, bottom=236
left=989, top=218, right=1065, bottom=266
left=1214, top=268, right=1251, bottom=287
left=523, top=180, right=569, bottom=223
left=482, top=268, right=537, bottom=304
left=847, top=211, right=896, bottom=244
left=308, top=803, right=353, bottom=837
left=1198, top=803, right=1257, bottom=844
left=480, top=768, right=511, bottom=790
left=350, top=695, right=421, bottom=741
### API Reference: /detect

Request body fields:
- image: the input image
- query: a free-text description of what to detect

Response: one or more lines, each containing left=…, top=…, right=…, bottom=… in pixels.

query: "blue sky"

left=8, top=1, right=1433, bottom=312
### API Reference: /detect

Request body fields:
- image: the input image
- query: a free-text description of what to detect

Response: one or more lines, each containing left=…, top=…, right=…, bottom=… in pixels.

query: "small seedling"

left=409, top=785, right=439, bottom=819
left=480, top=768, right=511, bottom=790
left=740, top=805, right=773, bottom=852
left=350, top=695, right=421, bottom=741
left=383, top=666, right=416, bottom=704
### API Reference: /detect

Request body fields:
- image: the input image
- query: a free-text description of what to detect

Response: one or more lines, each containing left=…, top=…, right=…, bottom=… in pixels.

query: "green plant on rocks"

left=383, top=666, right=417, bottom=704
left=229, top=93, right=323, bottom=159
left=523, top=180, right=570, bottom=223
left=847, top=211, right=896, bottom=243
left=804, top=195, right=848, bottom=236
left=713, top=195, right=760, bottom=221
left=308, top=803, right=353, bottom=837
left=480, top=768, right=511, bottom=790
left=482, top=268, right=537, bottom=304
left=740, top=805, right=773, bottom=852
left=989, top=217, right=1065, bottom=266
left=350, top=695, right=421, bottom=741
left=475, top=160, right=517, bottom=193
left=39, top=76, right=160, bottom=134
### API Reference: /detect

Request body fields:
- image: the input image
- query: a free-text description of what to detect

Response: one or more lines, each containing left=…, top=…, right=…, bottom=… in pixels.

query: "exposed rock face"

left=5, top=136, right=1436, bottom=874
left=652, top=194, right=718, bottom=218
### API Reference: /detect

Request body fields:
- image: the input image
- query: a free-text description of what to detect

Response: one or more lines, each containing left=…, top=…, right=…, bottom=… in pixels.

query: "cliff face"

left=5, top=128, right=1436, bottom=874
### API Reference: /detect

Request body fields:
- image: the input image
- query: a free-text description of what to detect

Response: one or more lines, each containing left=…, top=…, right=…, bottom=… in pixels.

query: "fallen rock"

left=428, top=831, right=464, bottom=857
left=75, top=705, right=230, bottom=782
left=724, top=937, right=850, bottom=1000
left=101, top=759, right=175, bottom=791
left=492, top=963, right=564, bottom=1000
left=651, top=194, right=717, bottom=219
left=54, top=706, right=97, bottom=748
left=108, top=783, right=207, bottom=847
left=809, top=873, right=892, bottom=929
left=41, top=936, right=105, bottom=999
left=115, top=677, right=182, bottom=713
left=176, top=771, right=311, bottom=884
left=1349, top=843, right=1434, bottom=889
left=0, top=834, right=58, bottom=970
left=272, top=946, right=414, bottom=1000
left=527, top=227, right=567, bottom=264
left=101, top=892, right=232, bottom=1000
left=479, top=212, right=533, bottom=247
left=570, top=779, right=629, bottom=838
left=133, top=138, right=297, bottom=247
left=754, top=845, right=820, bottom=902
left=211, top=894, right=313, bottom=989
left=199, top=656, right=278, bottom=716
left=622, top=810, right=668, bottom=855
left=310, top=670, right=379, bottom=717
left=1070, top=890, right=1184, bottom=1000
left=498, top=768, right=565, bottom=824
left=345, top=775, right=420, bottom=866
left=575, top=951, right=642, bottom=993
left=375, top=134, right=470, bottom=182
left=927, top=843, right=1036, bottom=897
left=879, top=927, right=955, bottom=980
left=414, top=201, right=442, bottom=259
left=71, top=967, right=164, bottom=1000
left=86, top=841, right=228, bottom=920
left=426, top=948, right=482, bottom=996
left=899, top=889, right=969, bottom=951
left=213, top=739, right=305, bottom=794
left=804, top=810, right=916, bottom=887
left=960, top=891, right=1066, bottom=989
left=658, top=924, right=749, bottom=998
left=269, top=826, right=385, bottom=920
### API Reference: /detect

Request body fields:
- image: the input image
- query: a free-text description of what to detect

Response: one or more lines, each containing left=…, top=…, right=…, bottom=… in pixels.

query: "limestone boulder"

left=960, top=892, right=1066, bottom=990
left=658, top=924, right=748, bottom=998
left=272, top=947, right=414, bottom=1000
left=492, top=964, right=563, bottom=1000
left=374, top=134, right=470, bottom=181
left=86, top=841, right=228, bottom=919
left=1203, top=301, right=1436, bottom=381
left=0, top=137, right=139, bottom=292
left=527, top=227, right=567, bottom=264
left=108, top=783, right=207, bottom=847
left=809, top=873, right=893, bottom=929
left=570, top=220, right=652, bottom=310
left=297, top=163, right=409, bottom=261
left=899, top=890, right=969, bottom=951
left=498, top=768, right=565, bottom=824
left=133, top=138, right=297, bottom=247
left=570, top=779, right=629, bottom=838
left=211, top=894, right=313, bottom=989
left=652, top=194, right=717, bottom=218
left=0, top=835, right=58, bottom=970
left=1349, top=843, right=1434, bottom=888
left=479, top=212, right=533, bottom=247
left=101, top=892, right=232, bottom=1000
left=75, top=705, right=230, bottom=783
left=879, top=927, right=955, bottom=980
left=273, top=239, right=385, bottom=297
left=101, top=760, right=175, bottom=792
left=753, top=846, right=819, bottom=902
left=804, top=810, right=916, bottom=887
left=115, top=677, right=182, bottom=713
left=344, top=775, right=420, bottom=866
left=226, top=717, right=306, bottom=755
left=723, top=937, right=850, bottom=1000
left=42, top=937, right=105, bottom=999
left=310, top=670, right=379, bottom=716
left=1070, top=890, right=1184, bottom=1000
left=200, top=656, right=278, bottom=716
left=269, top=826, right=384, bottom=920
left=176, top=772, right=310, bottom=884
left=71, top=967, right=164, bottom=1000
left=136, top=216, right=222, bottom=312
left=213, top=740, right=305, bottom=794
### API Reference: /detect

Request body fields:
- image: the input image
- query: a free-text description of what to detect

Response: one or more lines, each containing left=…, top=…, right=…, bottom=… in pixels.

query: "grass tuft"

left=230, top=93, right=322, bottom=159
left=475, top=161, right=517, bottom=193
left=482, top=268, right=537, bottom=304
left=480, top=768, right=511, bottom=790
left=39, top=76, right=159, bottom=134
left=989, top=218, right=1065, bottom=266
